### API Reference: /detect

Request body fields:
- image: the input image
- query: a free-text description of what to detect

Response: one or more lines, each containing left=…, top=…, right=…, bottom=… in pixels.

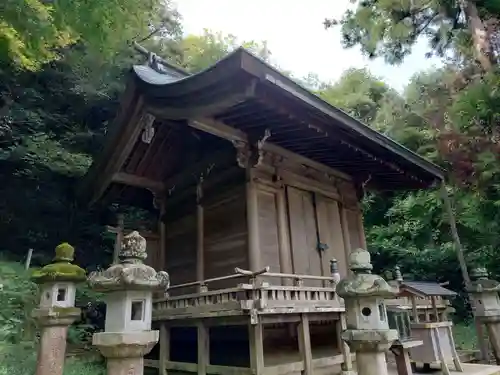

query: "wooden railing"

left=166, top=267, right=269, bottom=294
left=153, top=267, right=344, bottom=320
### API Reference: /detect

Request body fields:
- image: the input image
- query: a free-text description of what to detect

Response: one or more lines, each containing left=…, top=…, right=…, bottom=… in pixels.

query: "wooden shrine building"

left=79, top=48, right=445, bottom=375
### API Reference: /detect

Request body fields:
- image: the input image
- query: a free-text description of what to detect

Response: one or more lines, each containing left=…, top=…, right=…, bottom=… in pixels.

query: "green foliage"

left=0, top=343, right=105, bottom=375
left=453, top=323, right=478, bottom=350
left=0, top=260, right=103, bottom=345
left=0, top=0, right=179, bottom=70
left=313, top=60, right=500, bottom=319
left=1, top=0, right=500, bottom=342
left=318, top=68, right=395, bottom=124
left=327, top=0, right=500, bottom=68
left=0, top=261, right=37, bottom=343
left=178, top=29, right=272, bottom=73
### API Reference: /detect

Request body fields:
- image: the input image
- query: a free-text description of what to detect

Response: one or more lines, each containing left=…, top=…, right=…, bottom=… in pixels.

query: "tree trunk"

left=440, top=182, right=470, bottom=285
left=461, top=0, right=496, bottom=71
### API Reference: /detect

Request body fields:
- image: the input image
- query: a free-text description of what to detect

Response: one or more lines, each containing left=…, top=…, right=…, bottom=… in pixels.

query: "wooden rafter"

left=188, top=117, right=353, bottom=182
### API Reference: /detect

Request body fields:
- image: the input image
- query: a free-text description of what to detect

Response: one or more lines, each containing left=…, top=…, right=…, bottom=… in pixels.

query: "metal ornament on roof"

left=88, top=231, right=170, bottom=293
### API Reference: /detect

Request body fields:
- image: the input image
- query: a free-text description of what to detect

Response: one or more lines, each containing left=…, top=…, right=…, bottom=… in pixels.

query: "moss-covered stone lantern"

left=336, top=248, right=399, bottom=375
left=31, top=242, right=86, bottom=375
left=468, top=268, right=500, bottom=318
left=88, top=231, right=169, bottom=375
left=467, top=267, right=500, bottom=364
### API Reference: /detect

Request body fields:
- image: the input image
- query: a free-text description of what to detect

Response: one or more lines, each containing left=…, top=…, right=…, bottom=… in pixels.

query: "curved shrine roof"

left=80, top=47, right=446, bottom=206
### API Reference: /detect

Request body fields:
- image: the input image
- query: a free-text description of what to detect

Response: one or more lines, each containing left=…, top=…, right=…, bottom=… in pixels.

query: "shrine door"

left=286, top=186, right=348, bottom=286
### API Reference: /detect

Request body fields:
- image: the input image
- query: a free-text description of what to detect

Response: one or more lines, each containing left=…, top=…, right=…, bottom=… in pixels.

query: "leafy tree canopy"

left=0, top=0, right=181, bottom=70
left=326, top=0, right=500, bottom=70
left=178, top=29, right=272, bottom=73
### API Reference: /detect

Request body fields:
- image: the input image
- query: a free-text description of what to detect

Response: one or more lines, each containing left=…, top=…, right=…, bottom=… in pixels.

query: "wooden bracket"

left=150, top=189, right=164, bottom=210
left=232, top=129, right=271, bottom=169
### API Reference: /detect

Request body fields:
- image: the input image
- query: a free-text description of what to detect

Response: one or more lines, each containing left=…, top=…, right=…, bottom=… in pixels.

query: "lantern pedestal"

left=33, top=307, right=81, bottom=375
left=93, top=331, right=159, bottom=375
left=482, top=314, right=500, bottom=364
left=343, top=330, right=398, bottom=375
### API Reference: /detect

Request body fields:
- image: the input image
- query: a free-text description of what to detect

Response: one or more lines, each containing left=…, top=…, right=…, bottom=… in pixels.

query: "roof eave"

left=77, top=76, right=146, bottom=206
left=132, top=48, right=446, bottom=185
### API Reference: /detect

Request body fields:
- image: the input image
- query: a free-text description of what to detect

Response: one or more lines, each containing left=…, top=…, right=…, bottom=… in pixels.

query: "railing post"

left=159, top=323, right=170, bottom=375
left=249, top=320, right=265, bottom=375
left=297, top=314, right=313, bottom=375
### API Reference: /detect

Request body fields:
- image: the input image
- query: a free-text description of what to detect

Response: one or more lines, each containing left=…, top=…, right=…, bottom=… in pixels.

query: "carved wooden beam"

left=112, top=172, right=165, bottom=192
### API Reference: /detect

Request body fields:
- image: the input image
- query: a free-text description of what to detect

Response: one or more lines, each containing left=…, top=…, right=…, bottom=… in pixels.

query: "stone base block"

left=342, top=329, right=398, bottom=352
left=93, top=331, right=159, bottom=359
left=33, top=307, right=81, bottom=327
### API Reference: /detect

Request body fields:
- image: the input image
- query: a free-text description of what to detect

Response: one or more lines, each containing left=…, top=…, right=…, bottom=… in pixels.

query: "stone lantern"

left=467, top=267, right=500, bottom=364
left=88, top=231, right=170, bottom=375
left=468, top=268, right=500, bottom=318
left=336, top=248, right=399, bottom=375
left=31, top=242, right=86, bottom=375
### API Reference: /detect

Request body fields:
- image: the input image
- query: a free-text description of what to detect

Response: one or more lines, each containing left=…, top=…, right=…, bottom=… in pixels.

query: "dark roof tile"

left=400, top=281, right=457, bottom=297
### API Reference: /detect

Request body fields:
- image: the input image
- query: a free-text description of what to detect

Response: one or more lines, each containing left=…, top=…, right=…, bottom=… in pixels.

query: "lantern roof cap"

left=88, top=231, right=170, bottom=293
left=337, top=248, right=398, bottom=299
left=467, top=267, right=500, bottom=293
left=31, top=243, right=86, bottom=284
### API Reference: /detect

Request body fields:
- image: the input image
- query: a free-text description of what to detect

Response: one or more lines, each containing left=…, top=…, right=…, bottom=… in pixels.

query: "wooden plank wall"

left=158, top=166, right=364, bottom=292
left=143, top=232, right=160, bottom=269
left=164, top=213, right=198, bottom=295
left=203, top=186, right=249, bottom=289
left=256, top=188, right=282, bottom=274
left=315, top=196, right=348, bottom=279
left=287, top=186, right=323, bottom=286
left=252, top=170, right=363, bottom=280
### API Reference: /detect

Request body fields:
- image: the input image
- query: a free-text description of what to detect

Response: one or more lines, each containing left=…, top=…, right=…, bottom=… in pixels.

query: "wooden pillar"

left=447, top=324, right=464, bottom=371
left=196, top=182, right=204, bottom=286
left=159, top=323, right=170, bottom=375
left=297, top=314, right=313, bottom=375
left=197, top=321, right=209, bottom=375
left=338, top=314, right=353, bottom=372
left=276, top=189, right=292, bottom=277
left=159, top=200, right=167, bottom=271
left=431, top=297, right=439, bottom=322
left=357, top=209, right=368, bottom=250
left=339, top=204, right=352, bottom=272
left=411, top=296, right=419, bottom=323
left=246, top=173, right=260, bottom=271
left=106, top=214, right=124, bottom=265
left=249, top=322, right=264, bottom=375
left=394, top=348, right=413, bottom=375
